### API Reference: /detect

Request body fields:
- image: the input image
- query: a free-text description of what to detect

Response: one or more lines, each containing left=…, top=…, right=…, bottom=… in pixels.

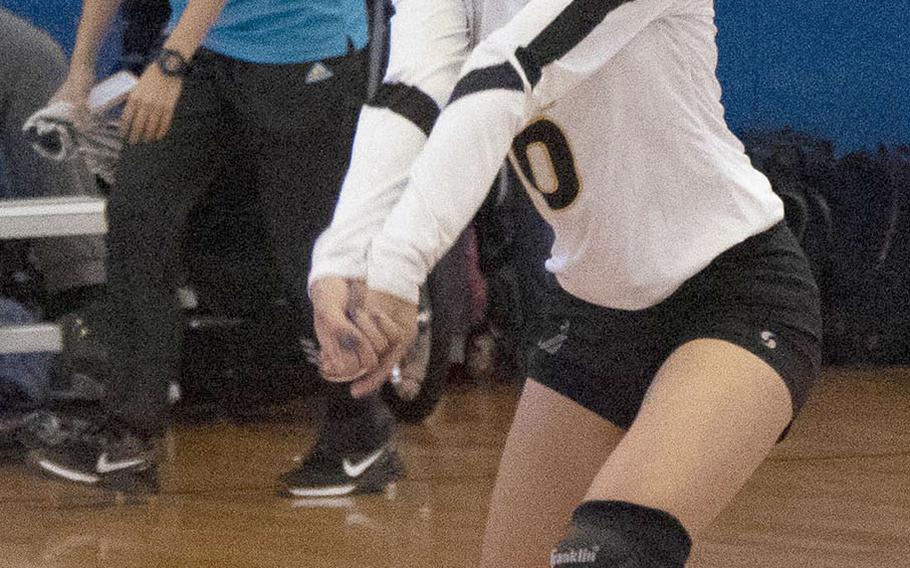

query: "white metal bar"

left=0, top=323, right=62, bottom=354
left=0, top=197, right=107, bottom=239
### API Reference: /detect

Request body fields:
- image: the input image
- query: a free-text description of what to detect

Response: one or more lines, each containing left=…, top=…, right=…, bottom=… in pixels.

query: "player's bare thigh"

left=584, top=338, right=793, bottom=536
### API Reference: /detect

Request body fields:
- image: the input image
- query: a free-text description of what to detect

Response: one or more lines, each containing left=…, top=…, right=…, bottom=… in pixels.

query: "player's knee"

left=549, top=501, right=691, bottom=568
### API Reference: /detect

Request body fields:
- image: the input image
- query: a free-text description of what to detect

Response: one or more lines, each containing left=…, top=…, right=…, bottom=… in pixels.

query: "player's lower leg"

left=480, top=379, right=624, bottom=568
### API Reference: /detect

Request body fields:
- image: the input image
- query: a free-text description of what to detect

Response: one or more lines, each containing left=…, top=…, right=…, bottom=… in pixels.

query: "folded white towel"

left=22, top=71, right=137, bottom=185
left=23, top=101, right=82, bottom=159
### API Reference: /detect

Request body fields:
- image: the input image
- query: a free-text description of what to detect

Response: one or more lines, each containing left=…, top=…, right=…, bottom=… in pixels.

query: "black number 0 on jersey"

left=509, top=118, right=581, bottom=211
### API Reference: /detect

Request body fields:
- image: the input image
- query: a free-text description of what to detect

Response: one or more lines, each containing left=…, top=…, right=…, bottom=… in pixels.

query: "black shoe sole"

left=0, top=440, right=25, bottom=462
left=100, top=466, right=160, bottom=495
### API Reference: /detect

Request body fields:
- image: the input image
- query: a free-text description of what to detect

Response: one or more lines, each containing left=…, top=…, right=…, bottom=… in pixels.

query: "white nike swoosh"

left=96, top=453, right=145, bottom=474
left=37, top=458, right=101, bottom=484
left=342, top=449, right=385, bottom=478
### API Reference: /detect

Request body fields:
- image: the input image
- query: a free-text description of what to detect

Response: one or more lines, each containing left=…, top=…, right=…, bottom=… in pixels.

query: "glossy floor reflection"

left=2, top=367, right=909, bottom=568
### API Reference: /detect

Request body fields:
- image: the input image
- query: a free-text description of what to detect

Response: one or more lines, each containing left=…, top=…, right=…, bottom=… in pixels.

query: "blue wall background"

left=3, top=0, right=907, bottom=153
left=0, top=0, right=123, bottom=77
left=716, top=1, right=909, bottom=154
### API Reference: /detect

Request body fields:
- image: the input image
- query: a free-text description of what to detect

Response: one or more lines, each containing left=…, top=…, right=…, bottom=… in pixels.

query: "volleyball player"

left=310, top=0, right=821, bottom=566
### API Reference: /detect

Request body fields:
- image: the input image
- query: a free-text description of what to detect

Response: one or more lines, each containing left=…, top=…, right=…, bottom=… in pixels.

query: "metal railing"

left=0, top=197, right=107, bottom=354
left=0, top=197, right=106, bottom=239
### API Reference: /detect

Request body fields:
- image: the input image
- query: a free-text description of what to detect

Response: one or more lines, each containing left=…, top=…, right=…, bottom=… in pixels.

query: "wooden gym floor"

left=1, top=366, right=908, bottom=568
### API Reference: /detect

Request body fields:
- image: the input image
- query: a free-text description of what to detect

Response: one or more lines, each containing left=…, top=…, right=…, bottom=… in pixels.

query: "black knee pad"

left=549, top=501, right=691, bottom=567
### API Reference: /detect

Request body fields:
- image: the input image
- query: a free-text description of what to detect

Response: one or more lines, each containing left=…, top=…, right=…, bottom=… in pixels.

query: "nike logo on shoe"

left=342, top=449, right=385, bottom=478
left=36, top=458, right=101, bottom=484
left=96, top=453, right=145, bottom=474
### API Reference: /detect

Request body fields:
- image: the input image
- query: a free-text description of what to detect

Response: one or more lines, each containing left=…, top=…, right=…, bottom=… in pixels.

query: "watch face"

left=158, top=51, right=187, bottom=76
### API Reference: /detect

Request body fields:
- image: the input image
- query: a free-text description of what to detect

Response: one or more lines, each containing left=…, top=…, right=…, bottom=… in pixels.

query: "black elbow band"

left=448, top=62, right=524, bottom=104
left=368, top=83, right=440, bottom=137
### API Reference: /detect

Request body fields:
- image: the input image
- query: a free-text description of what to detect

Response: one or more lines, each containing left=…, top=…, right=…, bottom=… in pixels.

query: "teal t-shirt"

left=167, top=0, right=368, bottom=64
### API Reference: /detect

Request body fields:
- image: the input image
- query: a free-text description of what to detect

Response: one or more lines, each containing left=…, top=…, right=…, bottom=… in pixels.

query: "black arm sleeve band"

left=368, top=82, right=440, bottom=137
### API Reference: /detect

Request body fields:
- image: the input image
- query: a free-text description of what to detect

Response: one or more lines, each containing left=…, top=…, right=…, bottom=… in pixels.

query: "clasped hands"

left=310, top=277, right=419, bottom=397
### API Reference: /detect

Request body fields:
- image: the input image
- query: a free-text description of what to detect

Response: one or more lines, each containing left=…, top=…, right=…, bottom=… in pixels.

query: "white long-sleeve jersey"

left=310, top=0, right=784, bottom=309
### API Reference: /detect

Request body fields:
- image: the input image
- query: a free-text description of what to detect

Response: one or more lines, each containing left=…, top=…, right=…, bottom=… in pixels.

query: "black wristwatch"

left=155, top=48, right=192, bottom=78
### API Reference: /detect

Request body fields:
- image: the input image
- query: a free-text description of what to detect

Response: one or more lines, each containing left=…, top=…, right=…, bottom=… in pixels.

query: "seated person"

left=1, top=10, right=107, bottom=451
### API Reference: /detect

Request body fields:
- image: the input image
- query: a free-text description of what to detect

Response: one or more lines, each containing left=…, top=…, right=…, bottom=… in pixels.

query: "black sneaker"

left=28, top=413, right=159, bottom=494
left=279, top=441, right=403, bottom=498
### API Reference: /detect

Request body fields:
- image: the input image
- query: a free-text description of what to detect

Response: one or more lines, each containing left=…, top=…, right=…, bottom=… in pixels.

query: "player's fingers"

left=348, top=294, right=420, bottom=395
left=312, top=283, right=355, bottom=368
left=140, top=107, right=164, bottom=144
left=128, top=105, right=152, bottom=145
left=350, top=337, right=411, bottom=398
left=120, top=97, right=138, bottom=140
left=370, top=308, right=408, bottom=344
left=350, top=308, right=389, bottom=359
left=350, top=347, right=405, bottom=398
left=349, top=372, right=390, bottom=399
left=154, top=105, right=175, bottom=141
left=314, top=317, right=364, bottom=381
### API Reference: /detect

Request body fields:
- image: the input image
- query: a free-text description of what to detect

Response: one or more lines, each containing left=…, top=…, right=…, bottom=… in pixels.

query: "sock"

left=319, top=383, right=393, bottom=453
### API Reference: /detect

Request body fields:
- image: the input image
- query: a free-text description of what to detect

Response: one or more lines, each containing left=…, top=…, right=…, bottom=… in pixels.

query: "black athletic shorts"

left=526, top=222, right=822, bottom=430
